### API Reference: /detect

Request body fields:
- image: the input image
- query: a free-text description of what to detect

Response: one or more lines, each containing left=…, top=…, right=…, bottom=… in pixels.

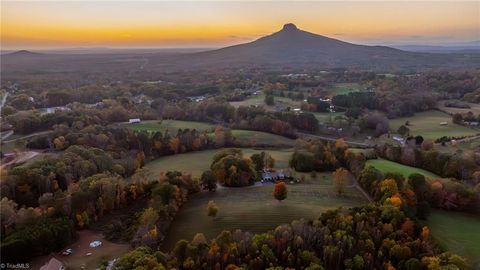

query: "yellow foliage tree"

left=387, top=193, right=403, bottom=208
left=332, top=168, right=351, bottom=196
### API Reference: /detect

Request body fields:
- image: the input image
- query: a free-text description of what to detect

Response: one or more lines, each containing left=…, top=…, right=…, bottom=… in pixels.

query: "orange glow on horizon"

left=1, top=1, right=478, bottom=49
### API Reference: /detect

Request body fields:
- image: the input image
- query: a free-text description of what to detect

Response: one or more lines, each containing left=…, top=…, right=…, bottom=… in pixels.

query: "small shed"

left=129, top=118, right=141, bottom=124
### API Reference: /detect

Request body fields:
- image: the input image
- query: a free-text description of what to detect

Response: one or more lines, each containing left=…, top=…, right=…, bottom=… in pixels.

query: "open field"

left=229, top=94, right=265, bottom=108
left=437, top=100, right=480, bottom=115
left=459, top=136, right=480, bottom=150
left=29, top=230, right=130, bottom=270
left=366, top=159, right=441, bottom=180
left=428, top=210, right=480, bottom=266
left=126, top=120, right=296, bottom=147
left=161, top=177, right=368, bottom=250
left=389, top=110, right=478, bottom=140
left=145, top=148, right=293, bottom=177
left=230, top=129, right=296, bottom=147
left=330, top=83, right=361, bottom=96
left=126, top=120, right=215, bottom=133
left=229, top=93, right=300, bottom=110
left=314, top=111, right=345, bottom=123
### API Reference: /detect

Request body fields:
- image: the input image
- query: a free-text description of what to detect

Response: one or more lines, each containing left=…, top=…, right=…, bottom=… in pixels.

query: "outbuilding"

left=129, top=118, right=141, bottom=124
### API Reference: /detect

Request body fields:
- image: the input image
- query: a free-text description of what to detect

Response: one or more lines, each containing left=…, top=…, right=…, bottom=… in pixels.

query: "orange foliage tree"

left=273, top=182, right=288, bottom=201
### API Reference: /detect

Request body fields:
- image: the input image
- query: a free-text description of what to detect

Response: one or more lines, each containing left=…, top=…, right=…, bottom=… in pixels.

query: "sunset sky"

left=1, top=1, right=479, bottom=49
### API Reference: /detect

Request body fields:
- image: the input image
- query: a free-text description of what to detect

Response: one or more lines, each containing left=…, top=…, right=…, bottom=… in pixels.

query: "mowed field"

left=437, top=100, right=480, bottom=115
left=161, top=177, right=368, bottom=250
left=126, top=120, right=296, bottom=147
left=330, top=83, right=361, bottom=96
left=230, top=129, right=296, bottom=147
left=127, top=120, right=215, bottom=133
left=366, top=159, right=441, bottom=180
left=145, top=148, right=293, bottom=177
left=314, top=111, right=345, bottom=123
left=389, top=110, right=478, bottom=140
left=229, top=93, right=301, bottom=110
left=427, top=210, right=480, bottom=266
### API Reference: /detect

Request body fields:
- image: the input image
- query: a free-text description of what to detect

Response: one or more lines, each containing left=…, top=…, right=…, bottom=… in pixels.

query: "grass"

left=126, top=120, right=296, bottom=147
left=145, top=148, right=294, bottom=177
left=427, top=210, right=480, bottom=266
left=331, top=83, right=361, bottom=96
left=437, top=100, right=480, bottom=115
left=389, top=110, right=478, bottom=140
left=229, top=93, right=300, bottom=110
left=314, top=112, right=345, bottom=123
left=161, top=179, right=367, bottom=250
left=366, top=159, right=441, bottom=180
left=230, top=129, right=296, bottom=147
left=459, top=137, right=480, bottom=150
left=127, top=120, right=215, bottom=133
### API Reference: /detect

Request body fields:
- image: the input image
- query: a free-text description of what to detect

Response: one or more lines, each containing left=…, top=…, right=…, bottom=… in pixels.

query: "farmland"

left=145, top=148, right=293, bottom=177
left=365, top=159, right=441, bottom=180
left=314, top=111, right=345, bottom=123
left=229, top=93, right=301, bottom=110
left=330, top=83, right=361, bottom=96
left=389, top=110, right=478, bottom=140
left=161, top=176, right=368, bottom=250
left=427, top=210, right=480, bottom=266
left=437, top=100, right=480, bottom=115
left=126, top=120, right=296, bottom=147
left=126, top=120, right=215, bottom=133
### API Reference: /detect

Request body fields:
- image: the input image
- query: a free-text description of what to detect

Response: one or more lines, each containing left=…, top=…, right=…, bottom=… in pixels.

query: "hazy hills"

left=2, top=23, right=479, bottom=77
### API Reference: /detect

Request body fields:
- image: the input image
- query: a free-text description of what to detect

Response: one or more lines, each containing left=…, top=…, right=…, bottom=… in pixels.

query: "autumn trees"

left=357, top=164, right=477, bottom=217
left=250, top=151, right=274, bottom=173
left=273, top=182, right=287, bottom=201
left=1, top=217, right=75, bottom=262
left=332, top=168, right=351, bottom=196
left=290, top=139, right=348, bottom=172
left=132, top=171, right=200, bottom=247
left=210, top=149, right=256, bottom=187
left=116, top=204, right=467, bottom=270
left=195, top=171, right=215, bottom=194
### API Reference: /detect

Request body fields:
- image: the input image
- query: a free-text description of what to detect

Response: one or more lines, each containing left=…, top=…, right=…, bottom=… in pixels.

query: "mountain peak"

left=282, top=23, right=298, bottom=32
left=8, top=50, right=40, bottom=56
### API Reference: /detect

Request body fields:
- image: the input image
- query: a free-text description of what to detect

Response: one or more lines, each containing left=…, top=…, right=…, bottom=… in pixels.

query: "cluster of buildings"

left=261, top=169, right=290, bottom=182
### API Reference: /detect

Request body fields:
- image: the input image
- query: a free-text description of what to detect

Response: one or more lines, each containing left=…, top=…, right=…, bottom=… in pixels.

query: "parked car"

left=61, top=248, right=73, bottom=256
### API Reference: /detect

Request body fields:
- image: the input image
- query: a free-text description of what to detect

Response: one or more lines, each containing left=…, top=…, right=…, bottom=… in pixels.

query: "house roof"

left=40, top=257, right=64, bottom=270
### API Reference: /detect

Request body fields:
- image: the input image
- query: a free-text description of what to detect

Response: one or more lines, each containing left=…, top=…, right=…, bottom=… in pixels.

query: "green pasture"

left=365, top=159, right=441, bottom=180
left=161, top=179, right=367, bottom=250
left=145, top=148, right=293, bottom=177
left=389, top=110, right=478, bottom=140
left=427, top=210, right=480, bottom=266
left=126, top=120, right=296, bottom=147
